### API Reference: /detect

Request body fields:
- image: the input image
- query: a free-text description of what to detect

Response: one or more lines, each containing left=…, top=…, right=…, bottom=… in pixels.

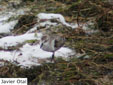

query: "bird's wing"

left=54, top=37, right=65, bottom=49
left=54, top=39, right=59, bottom=48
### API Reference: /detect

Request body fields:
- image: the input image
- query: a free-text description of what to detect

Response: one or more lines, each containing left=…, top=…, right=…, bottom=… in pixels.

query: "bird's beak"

left=40, top=43, right=43, bottom=48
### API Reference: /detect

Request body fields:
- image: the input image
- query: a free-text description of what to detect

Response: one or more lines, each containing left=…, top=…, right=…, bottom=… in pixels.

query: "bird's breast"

left=41, top=43, right=55, bottom=52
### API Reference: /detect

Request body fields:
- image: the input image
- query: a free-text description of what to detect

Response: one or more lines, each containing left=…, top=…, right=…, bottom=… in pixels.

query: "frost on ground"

left=0, top=12, right=96, bottom=67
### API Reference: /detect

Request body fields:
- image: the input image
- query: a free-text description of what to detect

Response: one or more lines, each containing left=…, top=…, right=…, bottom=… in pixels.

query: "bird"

left=40, top=34, right=65, bottom=61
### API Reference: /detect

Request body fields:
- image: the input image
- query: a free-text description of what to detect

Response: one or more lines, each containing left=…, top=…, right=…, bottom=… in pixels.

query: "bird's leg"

left=51, top=52, right=55, bottom=62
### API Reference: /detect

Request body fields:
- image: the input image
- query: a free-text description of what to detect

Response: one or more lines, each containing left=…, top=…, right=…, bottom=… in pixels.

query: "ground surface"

left=0, top=0, right=113, bottom=85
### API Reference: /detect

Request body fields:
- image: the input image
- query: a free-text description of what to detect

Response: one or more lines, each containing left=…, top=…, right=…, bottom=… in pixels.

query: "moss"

left=24, top=40, right=38, bottom=44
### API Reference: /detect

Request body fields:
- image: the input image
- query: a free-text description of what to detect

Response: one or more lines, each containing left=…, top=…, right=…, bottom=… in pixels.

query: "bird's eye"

left=44, top=39, right=48, bottom=43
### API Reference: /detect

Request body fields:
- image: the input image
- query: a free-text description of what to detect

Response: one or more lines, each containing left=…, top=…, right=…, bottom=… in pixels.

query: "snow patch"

left=0, top=20, right=17, bottom=33
left=0, top=44, right=75, bottom=67
left=0, top=9, right=25, bottom=34
left=0, top=32, right=75, bottom=67
left=37, top=13, right=77, bottom=28
left=37, top=13, right=97, bottom=34
left=0, top=33, right=42, bottom=48
left=1, top=12, right=97, bottom=67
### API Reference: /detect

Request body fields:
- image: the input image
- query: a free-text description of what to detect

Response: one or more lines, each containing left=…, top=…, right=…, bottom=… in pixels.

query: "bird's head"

left=40, top=35, right=48, bottom=48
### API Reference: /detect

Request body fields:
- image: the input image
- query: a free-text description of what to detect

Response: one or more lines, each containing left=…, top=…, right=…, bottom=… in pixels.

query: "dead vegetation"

left=0, top=0, right=113, bottom=85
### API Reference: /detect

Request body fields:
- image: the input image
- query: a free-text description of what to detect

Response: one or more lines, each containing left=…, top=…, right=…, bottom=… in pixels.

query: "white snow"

left=37, top=13, right=97, bottom=33
left=26, top=25, right=38, bottom=33
left=0, top=13, right=18, bottom=34
left=0, top=33, right=42, bottom=48
left=27, top=13, right=97, bottom=34
left=0, top=15, right=17, bottom=33
left=39, top=21, right=57, bottom=27
left=1, top=12, right=96, bottom=67
left=0, top=29, right=74, bottom=67
left=37, top=13, right=77, bottom=28
left=0, top=20, right=17, bottom=33
left=0, top=8, right=25, bottom=34
left=0, top=16, right=9, bottom=22
left=0, top=43, right=74, bottom=67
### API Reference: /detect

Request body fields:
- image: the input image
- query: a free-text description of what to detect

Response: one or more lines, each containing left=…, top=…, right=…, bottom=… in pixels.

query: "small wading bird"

left=40, top=34, right=65, bottom=61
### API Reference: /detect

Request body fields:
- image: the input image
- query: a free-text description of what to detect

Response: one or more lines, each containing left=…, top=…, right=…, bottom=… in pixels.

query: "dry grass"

left=0, top=0, right=113, bottom=85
